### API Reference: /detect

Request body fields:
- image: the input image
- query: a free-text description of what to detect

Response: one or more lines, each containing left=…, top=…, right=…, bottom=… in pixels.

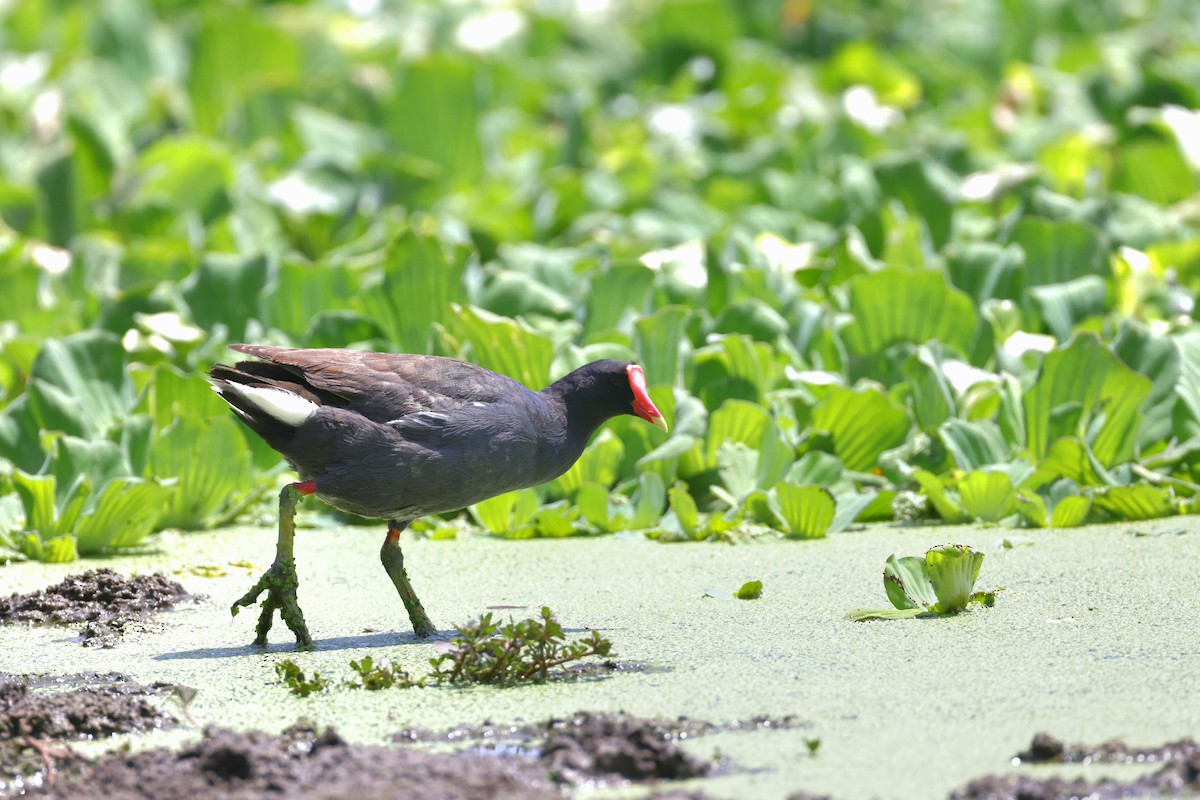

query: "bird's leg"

left=231, top=481, right=317, bottom=649
left=380, top=520, right=435, bottom=638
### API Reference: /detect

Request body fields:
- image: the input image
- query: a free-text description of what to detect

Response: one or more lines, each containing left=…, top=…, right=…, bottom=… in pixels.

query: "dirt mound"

left=952, top=734, right=1200, bottom=799
left=0, top=570, right=190, bottom=646
left=0, top=674, right=180, bottom=794
left=0, top=676, right=176, bottom=740
left=1015, top=732, right=1199, bottom=765
left=34, top=722, right=554, bottom=800
left=540, top=712, right=712, bottom=782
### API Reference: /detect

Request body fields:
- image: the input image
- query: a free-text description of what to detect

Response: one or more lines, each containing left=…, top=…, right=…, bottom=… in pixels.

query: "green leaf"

left=19, top=532, right=77, bottom=563
left=1015, top=489, right=1049, bottom=528
left=692, top=335, right=775, bottom=408
left=945, top=242, right=1025, bottom=304
left=847, top=607, right=925, bottom=622
left=912, top=470, right=969, bottom=523
left=829, top=490, right=878, bottom=534
left=73, top=477, right=171, bottom=553
left=27, top=330, right=134, bottom=439
left=734, top=580, right=763, bottom=600
left=901, top=347, right=955, bottom=433
left=841, top=270, right=977, bottom=357
left=1093, top=485, right=1176, bottom=521
left=872, top=156, right=953, bottom=248
left=188, top=5, right=303, bottom=136
left=634, top=305, right=691, bottom=388
left=631, top=472, right=667, bottom=529
left=126, top=135, right=234, bottom=223
left=549, top=429, right=624, bottom=498
left=810, top=386, right=911, bottom=472
left=1111, top=322, right=1179, bottom=450
left=705, top=399, right=771, bottom=468
left=939, top=419, right=1010, bottom=470
left=480, top=269, right=574, bottom=319
left=0, top=394, right=52, bottom=473
left=717, top=441, right=759, bottom=500
left=1050, top=495, right=1092, bottom=528
left=442, top=304, right=553, bottom=390
left=957, top=471, right=1016, bottom=523
left=180, top=253, right=269, bottom=343
left=772, top=482, right=835, bottom=539
left=260, top=260, right=358, bottom=343
left=1028, top=276, right=1109, bottom=341
left=1111, top=136, right=1197, bottom=205
left=141, top=364, right=230, bottom=429
left=1009, top=217, right=1109, bottom=286
left=883, top=554, right=938, bottom=610
left=148, top=415, right=253, bottom=530
left=469, top=488, right=539, bottom=535
left=576, top=482, right=617, bottom=531
left=668, top=483, right=700, bottom=537
left=586, top=263, right=655, bottom=337
left=532, top=503, right=579, bottom=538
left=923, top=545, right=985, bottom=613
left=784, top=452, right=844, bottom=487
left=11, top=471, right=61, bottom=539
left=1035, top=437, right=1116, bottom=487
left=1023, top=333, right=1151, bottom=467
left=358, top=231, right=468, bottom=354
left=386, top=56, right=483, bottom=186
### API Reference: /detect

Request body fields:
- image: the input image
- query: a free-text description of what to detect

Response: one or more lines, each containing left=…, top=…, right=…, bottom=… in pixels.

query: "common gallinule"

left=209, top=345, right=668, bottom=649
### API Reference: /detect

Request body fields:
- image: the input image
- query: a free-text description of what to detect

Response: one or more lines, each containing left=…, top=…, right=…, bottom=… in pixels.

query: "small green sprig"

left=429, top=607, right=613, bottom=687
left=275, top=608, right=614, bottom=696
left=347, top=656, right=417, bottom=690
left=275, top=659, right=329, bottom=697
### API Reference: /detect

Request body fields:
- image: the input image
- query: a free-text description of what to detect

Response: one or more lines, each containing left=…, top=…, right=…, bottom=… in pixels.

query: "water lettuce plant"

left=848, top=545, right=996, bottom=622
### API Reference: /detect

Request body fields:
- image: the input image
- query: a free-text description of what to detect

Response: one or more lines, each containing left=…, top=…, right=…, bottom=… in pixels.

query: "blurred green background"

left=2, top=0, right=1200, bottom=561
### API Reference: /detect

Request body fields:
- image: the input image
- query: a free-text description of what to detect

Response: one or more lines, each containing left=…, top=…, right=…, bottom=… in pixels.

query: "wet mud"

left=32, top=722, right=555, bottom=800
left=398, top=712, right=807, bottom=786
left=0, top=570, right=190, bottom=647
left=395, top=711, right=806, bottom=745
left=1, top=693, right=757, bottom=800
left=540, top=712, right=713, bottom=782
left=952, top=734, right=1200, bottom=799
left=0, top=673, right=179, bottom=794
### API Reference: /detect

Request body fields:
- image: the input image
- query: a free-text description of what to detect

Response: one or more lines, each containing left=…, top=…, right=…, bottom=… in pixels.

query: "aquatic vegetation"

left=848, top=545, right=996, bottom=621
left=276, top=608, right=613, bottom=695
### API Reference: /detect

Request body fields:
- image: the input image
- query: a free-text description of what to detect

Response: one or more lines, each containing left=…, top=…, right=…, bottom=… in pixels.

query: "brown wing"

left=225, top=345, right=534, bottom=425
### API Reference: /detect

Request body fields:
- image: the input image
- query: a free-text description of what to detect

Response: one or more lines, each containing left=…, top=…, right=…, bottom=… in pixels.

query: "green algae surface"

left=2, top=520, right=1199, bottom=799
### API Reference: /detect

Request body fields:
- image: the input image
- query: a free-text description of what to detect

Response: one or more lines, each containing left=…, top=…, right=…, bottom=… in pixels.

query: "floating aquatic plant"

left=848, top=544, right=996, bottom=621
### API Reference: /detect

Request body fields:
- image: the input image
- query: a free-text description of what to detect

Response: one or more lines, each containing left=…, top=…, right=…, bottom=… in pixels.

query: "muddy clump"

left=32, top=722, right=555, bottom=800
left=1015, top=732, right=1199, bottom=765
left=0, top=674, right=179, bottom=794
left=394, top=712, right=809, bottom=785
left=951, top=734, right=1200, bottom=799
left=0, top=675, right=177, bottom=740
left=540, top=713, right=712, bottom=783
left=0, top=569, right=190, bottom=646
left=395, top=712, right=805, bottom=745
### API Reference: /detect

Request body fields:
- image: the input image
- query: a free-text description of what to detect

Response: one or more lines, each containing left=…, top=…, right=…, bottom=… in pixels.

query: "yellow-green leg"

left=231, top=482, right=316, bottom=649
left=381, top=520, right=435, bottom=638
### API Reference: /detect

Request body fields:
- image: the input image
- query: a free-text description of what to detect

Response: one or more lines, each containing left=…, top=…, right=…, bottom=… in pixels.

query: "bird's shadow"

left=153, top=630, right=442, bottom=661
left=153, top=625, right=601, bottom=661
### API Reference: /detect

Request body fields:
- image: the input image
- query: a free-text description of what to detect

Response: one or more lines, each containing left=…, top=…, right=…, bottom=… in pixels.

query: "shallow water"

left=2, top=518, right=1199, bottom=798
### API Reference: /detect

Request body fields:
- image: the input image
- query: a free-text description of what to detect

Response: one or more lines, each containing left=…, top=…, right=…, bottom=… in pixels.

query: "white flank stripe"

left=227, top=384, right=317, bottom=427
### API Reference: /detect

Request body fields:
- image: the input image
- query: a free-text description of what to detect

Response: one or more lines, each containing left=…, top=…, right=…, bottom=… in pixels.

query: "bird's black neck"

left=542, top=369, right=624, bottom=446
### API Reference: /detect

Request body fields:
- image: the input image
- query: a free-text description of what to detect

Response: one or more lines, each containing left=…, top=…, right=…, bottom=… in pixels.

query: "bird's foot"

left=231, top=557, right=314, bottom=649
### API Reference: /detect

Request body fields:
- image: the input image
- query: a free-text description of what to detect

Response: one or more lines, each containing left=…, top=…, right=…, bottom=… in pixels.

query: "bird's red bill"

left=627, top=365, right=669, bottom=432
